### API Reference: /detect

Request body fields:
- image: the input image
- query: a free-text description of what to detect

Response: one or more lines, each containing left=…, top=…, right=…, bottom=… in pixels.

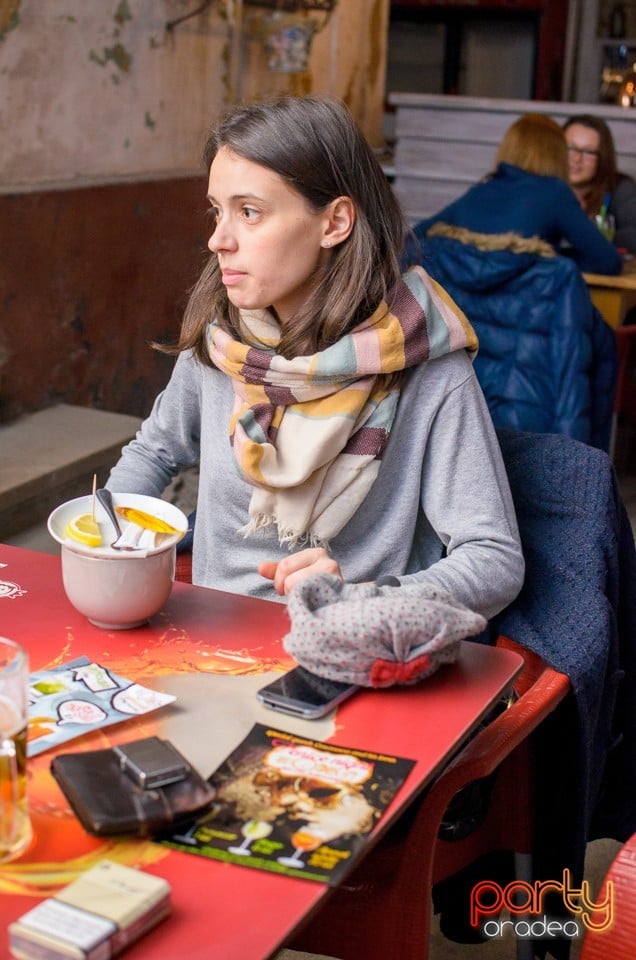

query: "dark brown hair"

left=563, top=114, right=618, bottom=215
left=169, top=96, right=407, bottom=363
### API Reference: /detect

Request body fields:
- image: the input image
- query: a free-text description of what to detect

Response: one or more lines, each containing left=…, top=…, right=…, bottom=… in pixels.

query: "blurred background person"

left=409, top=113, right=621, bottom=276
left=404, top=113, right=618, bottom=453
left=564, top=114, right=636, bottom=256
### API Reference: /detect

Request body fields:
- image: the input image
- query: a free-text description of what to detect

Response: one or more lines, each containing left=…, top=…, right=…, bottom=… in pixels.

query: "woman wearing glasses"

left=564, top=114, right=636, bottom=255
left=409, top=113, right=621, bottom=275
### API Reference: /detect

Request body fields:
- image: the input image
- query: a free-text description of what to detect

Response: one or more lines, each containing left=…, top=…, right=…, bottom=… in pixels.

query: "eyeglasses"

left=567, top=145, right=600, bottom=160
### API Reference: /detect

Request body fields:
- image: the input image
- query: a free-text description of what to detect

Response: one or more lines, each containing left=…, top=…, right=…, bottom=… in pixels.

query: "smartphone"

left=114, top=737, right=190, bottom=789
left=257, top=666, right=358, bottom=720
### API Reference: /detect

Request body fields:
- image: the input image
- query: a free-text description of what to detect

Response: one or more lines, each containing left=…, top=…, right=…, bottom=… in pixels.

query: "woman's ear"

left=321, top=196, right=356, bottom=248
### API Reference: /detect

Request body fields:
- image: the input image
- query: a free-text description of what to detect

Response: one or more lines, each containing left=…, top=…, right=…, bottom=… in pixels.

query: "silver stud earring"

left=323, top=241, right=331, bottom=248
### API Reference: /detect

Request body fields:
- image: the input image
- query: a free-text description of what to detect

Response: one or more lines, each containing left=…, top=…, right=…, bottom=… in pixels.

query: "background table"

left=584, top=259, right=636, bottom=328
left=0, top=544, right=522, bottom=960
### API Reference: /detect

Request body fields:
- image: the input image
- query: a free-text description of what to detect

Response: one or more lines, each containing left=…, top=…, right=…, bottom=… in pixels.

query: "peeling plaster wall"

left=0, top=0, right=390, bottom=422
left=1, top=0, right=234, bottom=186
left=0, top=0, right=389, bottom=189
left=238, top=0, right=389, bottom=146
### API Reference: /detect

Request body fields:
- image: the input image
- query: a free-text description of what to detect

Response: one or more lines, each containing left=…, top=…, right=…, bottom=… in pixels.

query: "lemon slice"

left=65, top=514, right=102, bottom=547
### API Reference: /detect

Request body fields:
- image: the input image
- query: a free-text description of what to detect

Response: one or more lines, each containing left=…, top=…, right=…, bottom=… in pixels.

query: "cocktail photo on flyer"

left=162, top=723, right=415, bottom=884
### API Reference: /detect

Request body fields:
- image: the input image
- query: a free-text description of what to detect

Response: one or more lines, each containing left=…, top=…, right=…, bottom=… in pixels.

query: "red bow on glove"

left=369, top=652, right=432, bottom=688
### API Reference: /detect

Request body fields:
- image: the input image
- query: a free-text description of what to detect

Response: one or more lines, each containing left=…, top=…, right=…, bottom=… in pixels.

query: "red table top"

left=0, top=544, right=522, bottom=959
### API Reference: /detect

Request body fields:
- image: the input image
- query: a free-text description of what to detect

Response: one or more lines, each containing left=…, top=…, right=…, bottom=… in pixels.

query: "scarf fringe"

left=240, top=514, right=328, bottom=551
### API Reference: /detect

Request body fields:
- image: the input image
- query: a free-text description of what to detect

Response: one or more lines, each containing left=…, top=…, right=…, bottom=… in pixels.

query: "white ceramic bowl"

left=48, top=493, right=189, bottom=630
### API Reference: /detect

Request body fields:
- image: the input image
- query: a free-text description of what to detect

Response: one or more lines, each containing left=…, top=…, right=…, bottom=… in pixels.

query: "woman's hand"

left=258, top=547, right=343, bottom=597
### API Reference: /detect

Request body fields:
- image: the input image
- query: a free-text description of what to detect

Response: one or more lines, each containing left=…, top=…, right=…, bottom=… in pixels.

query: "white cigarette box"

left=8, top=860, right=171, bottom=960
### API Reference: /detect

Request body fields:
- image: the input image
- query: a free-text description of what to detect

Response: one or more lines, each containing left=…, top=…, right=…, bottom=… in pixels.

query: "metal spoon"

left=96, top=488, right=142, bottom=551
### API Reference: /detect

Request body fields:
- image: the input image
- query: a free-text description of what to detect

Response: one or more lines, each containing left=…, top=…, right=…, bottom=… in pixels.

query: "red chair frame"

left=580, top=832, right=636, bottom=959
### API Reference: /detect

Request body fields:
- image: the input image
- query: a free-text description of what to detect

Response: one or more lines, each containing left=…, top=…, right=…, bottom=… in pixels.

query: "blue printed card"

left=28, top=657, right=175, bottom=756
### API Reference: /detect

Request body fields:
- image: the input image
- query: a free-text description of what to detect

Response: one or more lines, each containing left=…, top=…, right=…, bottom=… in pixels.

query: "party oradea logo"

left=470, top=870, right=614, bottom=940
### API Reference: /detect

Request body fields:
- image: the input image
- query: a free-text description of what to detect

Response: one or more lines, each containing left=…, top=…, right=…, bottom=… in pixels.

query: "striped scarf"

left=208, top=265, right=477, bottom=548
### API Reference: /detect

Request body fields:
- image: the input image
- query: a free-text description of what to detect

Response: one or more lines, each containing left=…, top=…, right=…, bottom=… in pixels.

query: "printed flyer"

left=162, top=723, right=415, bottom=884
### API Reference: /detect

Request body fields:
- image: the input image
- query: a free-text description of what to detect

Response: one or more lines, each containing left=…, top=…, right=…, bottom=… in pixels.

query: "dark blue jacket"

left=485, top=430, right=636, bottom=959
left=413, top=163, right=621, bottom=276
left=415, top=226, right=618, bottom=451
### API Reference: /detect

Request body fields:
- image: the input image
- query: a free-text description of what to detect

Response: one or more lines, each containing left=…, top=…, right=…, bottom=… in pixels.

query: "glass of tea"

left=0, top=637, right=32, bottom=862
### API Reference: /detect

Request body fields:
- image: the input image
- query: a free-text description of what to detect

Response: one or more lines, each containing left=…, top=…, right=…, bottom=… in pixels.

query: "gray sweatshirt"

left=107, top=349, right=524, bottom=619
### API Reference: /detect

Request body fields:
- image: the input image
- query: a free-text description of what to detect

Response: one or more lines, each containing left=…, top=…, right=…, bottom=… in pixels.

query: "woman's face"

left=565, top=123, right=601, bottom=189
left=207, top=147, right=331, bottom=324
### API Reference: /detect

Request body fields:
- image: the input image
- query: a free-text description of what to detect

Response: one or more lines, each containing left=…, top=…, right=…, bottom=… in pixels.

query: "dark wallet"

left=51, top=738, right=215, bottom=838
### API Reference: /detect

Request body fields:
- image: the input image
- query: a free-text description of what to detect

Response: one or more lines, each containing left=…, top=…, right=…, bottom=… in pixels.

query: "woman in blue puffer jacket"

left=410, top=113, right=621, bottom=276
left=405, top=114, right=619, bottom=451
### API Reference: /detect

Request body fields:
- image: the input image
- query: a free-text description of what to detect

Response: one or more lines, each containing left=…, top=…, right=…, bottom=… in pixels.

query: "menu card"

left=161, top=723, right=415, bottom=885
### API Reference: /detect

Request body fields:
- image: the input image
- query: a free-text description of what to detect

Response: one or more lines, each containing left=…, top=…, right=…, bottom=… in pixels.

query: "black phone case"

left=51, top=739, right=215, bottom=838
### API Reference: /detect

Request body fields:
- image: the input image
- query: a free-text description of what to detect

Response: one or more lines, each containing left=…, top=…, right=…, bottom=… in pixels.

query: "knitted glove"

left=283, top=574, right=487, bottom=688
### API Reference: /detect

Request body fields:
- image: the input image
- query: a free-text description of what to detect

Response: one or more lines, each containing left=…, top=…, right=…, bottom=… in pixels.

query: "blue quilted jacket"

left=412, top=226, right=618, bottom=451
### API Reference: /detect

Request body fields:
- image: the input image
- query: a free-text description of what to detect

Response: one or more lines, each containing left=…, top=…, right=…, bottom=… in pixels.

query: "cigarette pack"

left=8, top=860, right=171, bottom=960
